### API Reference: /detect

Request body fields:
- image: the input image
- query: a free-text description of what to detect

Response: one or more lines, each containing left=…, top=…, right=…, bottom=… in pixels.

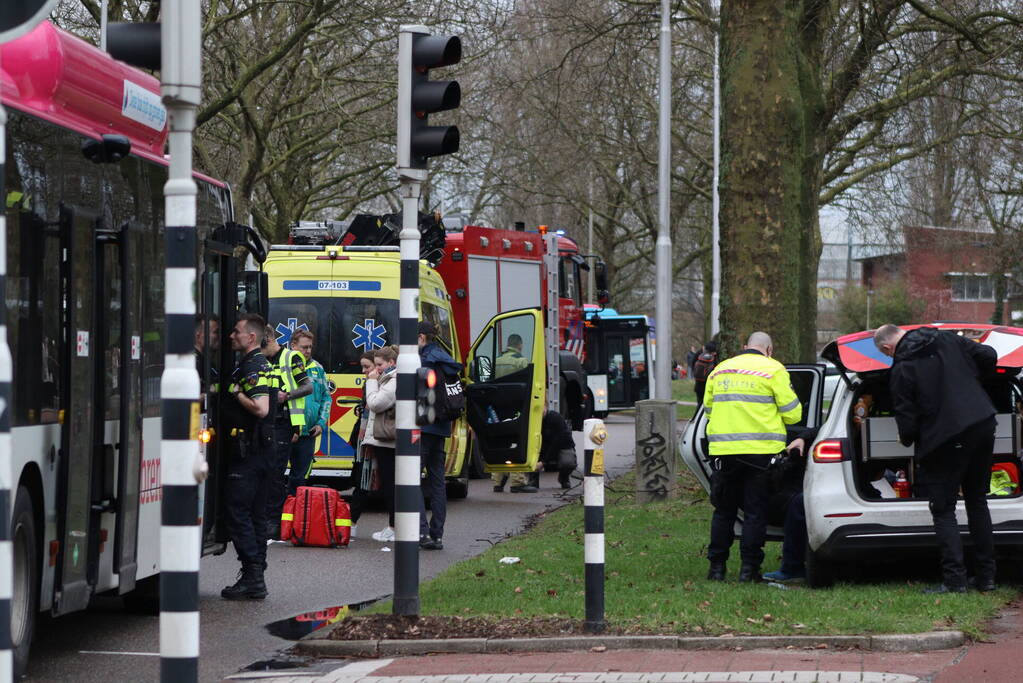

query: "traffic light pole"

left=394, top=170, right=425, bottom=616
left=158, top=2, right=203, bottom=680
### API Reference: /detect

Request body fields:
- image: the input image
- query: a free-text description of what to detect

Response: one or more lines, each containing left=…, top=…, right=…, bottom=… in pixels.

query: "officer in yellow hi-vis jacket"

left=261, top=326, right=313, bottom=539
left=703, top=331, right=801, bottom=584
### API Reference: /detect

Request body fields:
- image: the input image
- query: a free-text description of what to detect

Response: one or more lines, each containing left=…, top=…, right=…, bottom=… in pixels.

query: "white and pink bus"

left=2, top=21, right=262, bottom=676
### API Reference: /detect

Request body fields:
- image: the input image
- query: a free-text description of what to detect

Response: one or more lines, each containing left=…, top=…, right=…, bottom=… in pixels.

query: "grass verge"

left=371, top=469, right=1015, bottom=639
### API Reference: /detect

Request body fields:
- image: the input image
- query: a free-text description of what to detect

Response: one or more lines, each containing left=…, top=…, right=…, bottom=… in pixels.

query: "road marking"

left=78, top=650, right=160, bottom=656
left=269, top=661, right=920, bottom=683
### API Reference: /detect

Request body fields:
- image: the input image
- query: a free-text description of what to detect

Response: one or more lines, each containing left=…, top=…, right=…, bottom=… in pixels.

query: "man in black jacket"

left=874, top=324, right=998, bottom=593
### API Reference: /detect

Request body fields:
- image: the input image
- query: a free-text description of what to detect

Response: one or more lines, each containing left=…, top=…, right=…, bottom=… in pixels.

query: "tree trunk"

left=719, top=0, right=822, bottom=362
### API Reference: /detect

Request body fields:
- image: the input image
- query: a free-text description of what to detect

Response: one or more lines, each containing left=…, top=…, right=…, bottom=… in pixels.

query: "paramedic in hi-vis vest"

left=286, top=329, right=331, bottom=495
left=262, top=326, right=314, bottom=539
left=704, top=331, right=802, bottom=584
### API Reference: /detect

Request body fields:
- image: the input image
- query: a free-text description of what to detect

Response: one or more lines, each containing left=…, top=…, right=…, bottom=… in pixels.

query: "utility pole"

left=654, top=0, right=673, bottom=400
left=0, top=3, right=60, bottom=676
left=710, top=0, right=721, bottom=339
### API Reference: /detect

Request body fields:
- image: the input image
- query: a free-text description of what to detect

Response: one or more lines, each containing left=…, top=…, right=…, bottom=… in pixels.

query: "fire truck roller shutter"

left=498, top=260, right=542, bottom=313
left=468, top=256, right=498, bottom=344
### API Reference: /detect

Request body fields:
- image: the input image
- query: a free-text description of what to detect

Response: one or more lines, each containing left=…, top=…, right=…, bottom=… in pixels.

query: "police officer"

left=261, top=326, right=313, bottom=538
left=222, top=313, right=276, bottom=600
left=704, top=331, right=802, bottom=583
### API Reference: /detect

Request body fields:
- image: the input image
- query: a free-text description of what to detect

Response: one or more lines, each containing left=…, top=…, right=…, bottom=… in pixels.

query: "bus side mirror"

left=594, top=260, right=610, bottom=306
left=239, top=270, right=269, bottom=319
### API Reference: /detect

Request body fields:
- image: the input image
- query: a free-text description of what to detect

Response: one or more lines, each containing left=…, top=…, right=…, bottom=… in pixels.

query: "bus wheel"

left=11, top=485, right=40, bottom=678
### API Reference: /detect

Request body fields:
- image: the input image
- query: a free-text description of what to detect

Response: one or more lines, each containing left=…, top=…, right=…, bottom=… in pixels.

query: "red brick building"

left=858, top=225, right=1011, bottom=323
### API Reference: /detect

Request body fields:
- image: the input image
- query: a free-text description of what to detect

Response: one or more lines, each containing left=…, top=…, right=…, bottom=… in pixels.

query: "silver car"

left=679, top=324, right=1023, bottom=587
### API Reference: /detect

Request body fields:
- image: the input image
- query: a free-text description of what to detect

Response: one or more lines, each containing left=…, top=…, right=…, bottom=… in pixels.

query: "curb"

left=294, top=630, right=964, bottom=658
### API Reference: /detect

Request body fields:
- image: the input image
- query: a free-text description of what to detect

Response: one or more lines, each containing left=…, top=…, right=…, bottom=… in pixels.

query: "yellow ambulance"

left=263, top=244, right=473, bottom=497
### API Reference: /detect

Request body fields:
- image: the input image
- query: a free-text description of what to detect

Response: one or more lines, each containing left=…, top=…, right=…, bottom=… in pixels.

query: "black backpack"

left=692, top=351, right=717, bottom=381
left=431, top=368, right=465, bottom=423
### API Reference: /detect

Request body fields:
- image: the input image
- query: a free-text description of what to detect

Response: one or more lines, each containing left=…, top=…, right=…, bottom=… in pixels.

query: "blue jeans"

left=781, top=492, right=807, bottom=574
left=418, top=433, right=447, bottom=540
left=286, top=434, right=317, bottom=495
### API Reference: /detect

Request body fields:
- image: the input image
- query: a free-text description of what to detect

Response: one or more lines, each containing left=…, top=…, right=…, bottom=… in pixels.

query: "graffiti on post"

left=637, top=412, right=670, bottom=500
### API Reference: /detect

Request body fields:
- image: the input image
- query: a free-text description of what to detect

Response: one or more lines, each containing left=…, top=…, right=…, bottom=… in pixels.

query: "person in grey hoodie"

left=417, top=320, right=463, bottom=550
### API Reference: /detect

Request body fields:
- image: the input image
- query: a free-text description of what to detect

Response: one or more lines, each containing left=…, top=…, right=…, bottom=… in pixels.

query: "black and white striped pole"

left=1, top=3, right=60, bottom=675
left=583, top=418, right=608, bottom=633
left=394, top=25, right=461, bottom=617
left=158, top=3, right=204, bottom=680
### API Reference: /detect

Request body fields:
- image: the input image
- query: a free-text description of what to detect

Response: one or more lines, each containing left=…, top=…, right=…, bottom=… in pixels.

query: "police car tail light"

left=812, top=439, right=845, bottom=463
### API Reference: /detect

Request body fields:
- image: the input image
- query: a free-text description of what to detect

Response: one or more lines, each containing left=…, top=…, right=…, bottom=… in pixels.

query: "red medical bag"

left=282, top=486, right=351, bottom=547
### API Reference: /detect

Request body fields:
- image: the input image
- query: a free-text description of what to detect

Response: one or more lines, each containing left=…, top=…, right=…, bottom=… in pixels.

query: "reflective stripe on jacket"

left=275, top=347, right=307, bottom=427
left=704, top=350, right=801, bottom=456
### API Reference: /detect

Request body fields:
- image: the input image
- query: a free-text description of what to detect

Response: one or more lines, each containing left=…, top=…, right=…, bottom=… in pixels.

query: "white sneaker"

left=371, top=527, right=395, bottom=542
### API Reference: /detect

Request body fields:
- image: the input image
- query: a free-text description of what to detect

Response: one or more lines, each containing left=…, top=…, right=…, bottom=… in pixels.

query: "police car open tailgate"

left=821, top=324, right=1023, bottom=380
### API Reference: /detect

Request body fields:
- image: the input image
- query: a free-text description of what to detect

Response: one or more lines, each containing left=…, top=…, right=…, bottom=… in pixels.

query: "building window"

left=950, top=274, right=995, bottom=302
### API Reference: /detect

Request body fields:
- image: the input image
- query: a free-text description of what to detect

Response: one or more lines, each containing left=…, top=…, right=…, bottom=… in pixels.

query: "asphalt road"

left=24, top=414, right=653, bottom=682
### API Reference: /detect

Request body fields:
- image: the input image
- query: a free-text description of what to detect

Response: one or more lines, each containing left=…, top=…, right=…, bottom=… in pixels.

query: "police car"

left=679, top=324, right=1023, bottom=587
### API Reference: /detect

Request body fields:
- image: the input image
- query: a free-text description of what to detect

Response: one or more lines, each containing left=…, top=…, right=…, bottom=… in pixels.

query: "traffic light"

left=397, top=26, right=462, bottom=170
left=415, top=367, right=437, bottom=425
left=105, top=1, right=202, bottom=106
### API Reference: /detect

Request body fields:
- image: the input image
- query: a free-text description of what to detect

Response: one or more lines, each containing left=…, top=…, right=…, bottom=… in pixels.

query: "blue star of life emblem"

left=275, top=317, right=309, bottom=344
left=352, top=318, right=387, bottom=351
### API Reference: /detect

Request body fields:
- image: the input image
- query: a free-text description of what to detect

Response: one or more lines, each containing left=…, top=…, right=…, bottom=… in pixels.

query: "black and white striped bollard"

left=583, top=418, right=607, bottom=633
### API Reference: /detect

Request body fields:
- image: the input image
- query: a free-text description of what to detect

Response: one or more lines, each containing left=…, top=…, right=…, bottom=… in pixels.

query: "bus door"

left=111, top=222, right=144, bottom=594
left=53, top=206, right=100, bottom=614
left=202, top=221, right=267, bottom=547
left=201, top=237, right=237, bottom=548
left=605, top=334, right=629, bottom=408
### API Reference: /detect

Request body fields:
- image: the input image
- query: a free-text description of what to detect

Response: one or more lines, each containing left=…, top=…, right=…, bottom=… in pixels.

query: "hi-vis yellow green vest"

left=704, top=350, right=802, bottom=456
left=275, top=347, right=307, bottom=428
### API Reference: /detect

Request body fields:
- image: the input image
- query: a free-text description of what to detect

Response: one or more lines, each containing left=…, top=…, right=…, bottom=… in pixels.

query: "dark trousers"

left=286, top=434, right=317, bottom=495
left=419, top=433, right=447, bottom=540
left=918, top=417, right=997, bottom=588
left=375, top=446, right=396, bottom=527
left=226, top=444, right=271, bottom=569
left=266, top=421, right=294, bottom=527
left=780, top=492, right=807, bottom=574
left=708, top=454, right=772, bottom=568
left=694, top=381, right=707, bottom=407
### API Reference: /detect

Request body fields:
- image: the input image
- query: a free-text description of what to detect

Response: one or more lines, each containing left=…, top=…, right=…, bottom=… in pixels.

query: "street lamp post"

left=710, top=0, right=721, bottom=339
left=654, top=0, right=673, bottom=400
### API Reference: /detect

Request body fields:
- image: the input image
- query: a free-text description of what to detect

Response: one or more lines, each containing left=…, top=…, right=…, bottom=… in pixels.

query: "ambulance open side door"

left=464, top=308, right=546, bottom=473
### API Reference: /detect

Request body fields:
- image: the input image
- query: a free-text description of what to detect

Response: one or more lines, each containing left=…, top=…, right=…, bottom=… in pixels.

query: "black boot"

left=493, top=474, right=509, bottom=492
left=738, top=564, right=762, bottom=583
left=707, top=563, right=726, bottom=581
left=221, top=564, right=268, bottom=600
left=530, top=471, right=541, bottom=488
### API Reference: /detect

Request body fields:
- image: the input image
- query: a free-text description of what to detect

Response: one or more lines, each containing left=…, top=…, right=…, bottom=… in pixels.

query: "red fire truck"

left=435, top=224, right=606, bottom=431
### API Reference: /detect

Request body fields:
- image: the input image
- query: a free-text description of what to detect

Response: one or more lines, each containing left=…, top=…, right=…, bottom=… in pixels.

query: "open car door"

left=679, top=364, right=826, bottom=494
left=465, top=308, right=546, bottom=473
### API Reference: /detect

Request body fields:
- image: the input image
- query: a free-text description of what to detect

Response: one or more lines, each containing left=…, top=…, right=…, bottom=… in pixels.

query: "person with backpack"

left=364, top=346, right=398, bottom=542
left=692, top=341, right=718, bottom=407
left=417, top=320, right=464, bottom=550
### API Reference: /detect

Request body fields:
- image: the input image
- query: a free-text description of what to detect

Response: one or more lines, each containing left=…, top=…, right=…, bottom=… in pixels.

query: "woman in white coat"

left=364, top=345, right=398, bottom=541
